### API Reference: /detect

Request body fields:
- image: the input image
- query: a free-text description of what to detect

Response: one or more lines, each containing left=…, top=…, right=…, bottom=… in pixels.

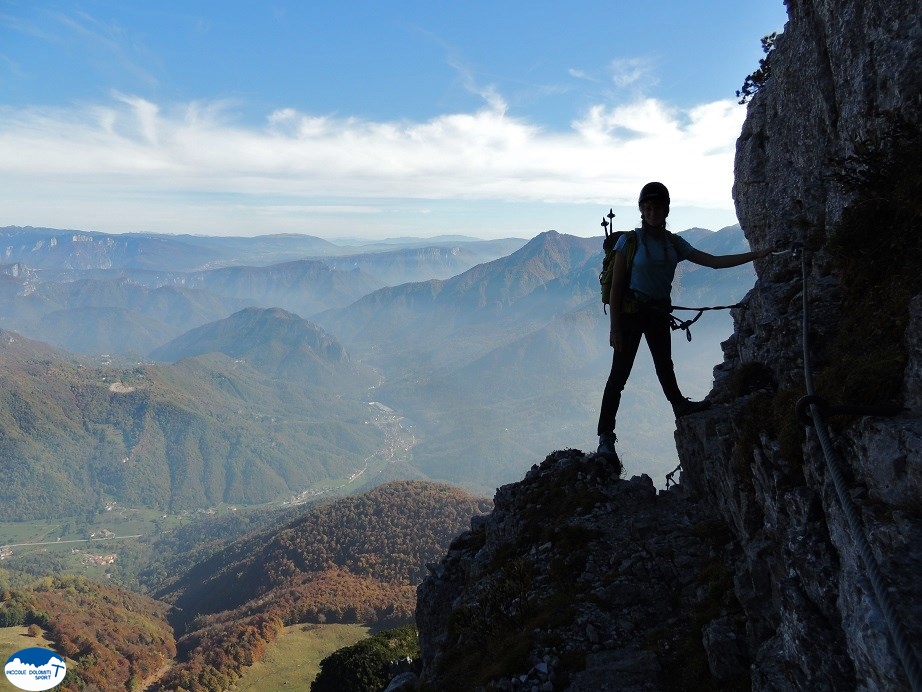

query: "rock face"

left=417, top=451, right=731, bottom=691
left=684, top=0, right=922, bottom=689
left=415, top=1, right=922, bottom=690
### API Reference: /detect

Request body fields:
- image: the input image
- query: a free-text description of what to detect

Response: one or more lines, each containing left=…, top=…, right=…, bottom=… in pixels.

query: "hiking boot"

left=597, top=432, right=618, bottom=456
left=673, top=398, right=711, bottom=418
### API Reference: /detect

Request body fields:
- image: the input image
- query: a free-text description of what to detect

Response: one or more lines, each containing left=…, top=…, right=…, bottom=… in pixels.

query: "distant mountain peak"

left=150, top=306, right=351, bottom=379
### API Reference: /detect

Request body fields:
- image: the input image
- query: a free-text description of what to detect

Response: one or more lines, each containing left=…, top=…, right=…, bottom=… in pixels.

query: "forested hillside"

left=0, top=576, right=175, bottom=691
left=0, top=325, right=380, bottom=520
left=0, top=480, right=490, bottom=691
left=148, top=480, right=491, bottom=691
left=157, top=481, right=492, bottom=621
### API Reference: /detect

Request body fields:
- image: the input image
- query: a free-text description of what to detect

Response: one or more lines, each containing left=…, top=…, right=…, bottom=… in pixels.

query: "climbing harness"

left=795, top=242, right=921, bottom=692
left=669, top=303, right=743, bottom=341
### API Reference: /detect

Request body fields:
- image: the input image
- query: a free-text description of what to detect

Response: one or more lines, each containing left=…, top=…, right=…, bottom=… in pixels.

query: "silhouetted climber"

left=597, top=182, right=771, bottom=457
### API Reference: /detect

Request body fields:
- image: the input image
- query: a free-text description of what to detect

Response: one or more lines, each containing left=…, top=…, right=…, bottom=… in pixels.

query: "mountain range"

left=0, top=223, right=757, bottom=518
left=316, top=227, right=755, bottom=491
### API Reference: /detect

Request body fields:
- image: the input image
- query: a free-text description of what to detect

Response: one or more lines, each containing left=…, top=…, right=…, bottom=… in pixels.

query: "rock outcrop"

left=415, top=1, right=922, bottom=690
left=417, top=451, right=732, bottom=691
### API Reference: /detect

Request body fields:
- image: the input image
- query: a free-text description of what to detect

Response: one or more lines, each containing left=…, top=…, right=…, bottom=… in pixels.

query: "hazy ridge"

left=0, top=223, right=756, bottom=515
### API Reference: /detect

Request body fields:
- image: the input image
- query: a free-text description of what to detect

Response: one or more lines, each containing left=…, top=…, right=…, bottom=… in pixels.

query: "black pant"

left=597, top=307, right=684, bottom=436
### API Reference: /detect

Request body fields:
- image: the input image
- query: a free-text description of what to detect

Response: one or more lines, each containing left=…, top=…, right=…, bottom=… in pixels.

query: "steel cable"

left=798, top=247, right=922, bottom=692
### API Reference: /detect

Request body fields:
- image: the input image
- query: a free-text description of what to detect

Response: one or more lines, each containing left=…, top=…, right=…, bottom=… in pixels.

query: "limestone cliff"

left=414, top=1, right=922, bottom=690
left=680, top=0, right=922, bottom=688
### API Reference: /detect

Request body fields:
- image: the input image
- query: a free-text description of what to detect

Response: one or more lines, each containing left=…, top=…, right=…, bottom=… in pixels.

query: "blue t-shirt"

left=614, top=227, right=694, bottom=302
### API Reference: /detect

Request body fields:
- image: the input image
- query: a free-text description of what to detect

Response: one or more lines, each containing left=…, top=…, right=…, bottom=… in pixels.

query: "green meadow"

left=233, top=623, right=372, bottom=692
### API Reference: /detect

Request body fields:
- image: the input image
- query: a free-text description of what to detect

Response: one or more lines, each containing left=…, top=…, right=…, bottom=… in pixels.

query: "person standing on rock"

left=597, top=182, right=772, bottom=457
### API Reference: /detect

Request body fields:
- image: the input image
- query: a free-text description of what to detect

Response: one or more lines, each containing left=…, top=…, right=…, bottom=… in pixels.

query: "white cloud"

left=0, top=92, right=746, bottom=236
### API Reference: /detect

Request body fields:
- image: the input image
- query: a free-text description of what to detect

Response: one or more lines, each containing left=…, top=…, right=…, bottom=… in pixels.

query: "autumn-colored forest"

left=0, top=480, right=491, bottom=691
left=1, top=575, right=175, bottom=691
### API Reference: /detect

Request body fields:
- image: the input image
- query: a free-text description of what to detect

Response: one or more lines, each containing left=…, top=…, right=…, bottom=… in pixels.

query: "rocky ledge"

left=415, top=449, right=745, bottom=691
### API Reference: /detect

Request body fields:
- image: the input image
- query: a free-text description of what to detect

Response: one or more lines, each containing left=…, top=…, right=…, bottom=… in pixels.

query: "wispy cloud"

left=0, top=11, right=57, bottom=41
left=567, top=57, right=655, bottom=91
left=567, top=68, right=596, bottom=82
left=0, top=91, right=745, bottom=236
left=38, top=8, right=162, bottom=89
left=609, top=57, right=656, bottom=89
left=0, top=51, right=25, bottom=78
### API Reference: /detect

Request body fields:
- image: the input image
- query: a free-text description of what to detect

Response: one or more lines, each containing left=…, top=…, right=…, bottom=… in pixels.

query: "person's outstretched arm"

left=688, top=247, right=772, bottom=269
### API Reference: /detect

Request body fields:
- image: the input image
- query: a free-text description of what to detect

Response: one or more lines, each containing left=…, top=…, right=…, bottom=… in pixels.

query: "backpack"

left=599, top=229, right=637, bottom=313
left=599, top=225, right=682, bottom=313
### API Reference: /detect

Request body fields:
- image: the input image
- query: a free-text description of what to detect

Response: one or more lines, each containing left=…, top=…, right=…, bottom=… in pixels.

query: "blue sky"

left=0, top=1, right=788, bottom=240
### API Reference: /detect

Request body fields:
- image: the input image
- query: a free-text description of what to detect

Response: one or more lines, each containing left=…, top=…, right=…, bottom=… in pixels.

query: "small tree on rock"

left=738, top=33, right=778, bottom=104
